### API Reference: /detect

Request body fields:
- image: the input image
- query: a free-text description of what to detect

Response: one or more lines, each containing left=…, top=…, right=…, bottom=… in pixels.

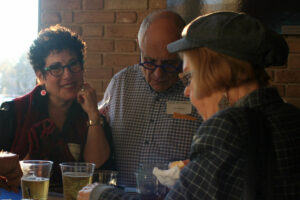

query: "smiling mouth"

left=61, top=83, right=76, bottom=88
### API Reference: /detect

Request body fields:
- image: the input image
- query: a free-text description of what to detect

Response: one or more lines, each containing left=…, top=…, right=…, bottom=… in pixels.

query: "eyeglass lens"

left=45, top=60, right=82, bottom=77
left=141, top=61, right=181, bottom=72
left=179, top=72, right=192, bottom=87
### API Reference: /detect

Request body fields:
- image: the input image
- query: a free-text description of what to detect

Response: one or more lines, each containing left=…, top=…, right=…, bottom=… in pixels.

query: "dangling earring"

left=40, top=85, right=47, bottom=96
left=218, top=92, right=230, bottom=110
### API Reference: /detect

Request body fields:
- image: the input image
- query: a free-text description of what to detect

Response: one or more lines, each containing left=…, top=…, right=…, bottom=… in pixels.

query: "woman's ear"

left=35, top=70, right=45, bottom=85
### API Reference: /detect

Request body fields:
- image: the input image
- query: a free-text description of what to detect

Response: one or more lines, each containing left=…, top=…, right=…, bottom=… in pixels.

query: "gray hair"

left=137, top=10, right=186, bottom=47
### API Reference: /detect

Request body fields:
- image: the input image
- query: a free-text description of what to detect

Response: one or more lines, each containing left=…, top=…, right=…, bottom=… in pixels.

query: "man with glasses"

left=92, top=10, right=202, bottom=195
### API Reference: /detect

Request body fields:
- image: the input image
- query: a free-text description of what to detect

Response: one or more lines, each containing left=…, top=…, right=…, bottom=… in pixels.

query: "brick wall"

left=40, top=0, right=166, bottom=100
left=40, top=0, right=300, bottom=108
left=269, top=35, right=300, bottom=107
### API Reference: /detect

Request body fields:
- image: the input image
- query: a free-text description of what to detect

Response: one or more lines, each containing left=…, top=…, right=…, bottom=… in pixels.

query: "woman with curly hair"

left=0, top=25, right=110, bottom=190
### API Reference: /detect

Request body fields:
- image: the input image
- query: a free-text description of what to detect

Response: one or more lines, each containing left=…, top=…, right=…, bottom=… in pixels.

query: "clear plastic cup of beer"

left=59, top=162, right=95, bottom=200
left=20, top=160, right=53, bottom=200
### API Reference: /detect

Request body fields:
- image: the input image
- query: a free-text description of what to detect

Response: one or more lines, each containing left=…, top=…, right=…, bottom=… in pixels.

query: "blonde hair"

left=185, top=47, right=270, bottom=98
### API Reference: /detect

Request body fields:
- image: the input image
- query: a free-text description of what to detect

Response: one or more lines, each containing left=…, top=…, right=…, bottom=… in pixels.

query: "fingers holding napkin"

left=152, top=160, right=189, bottom=188
left=153, top=166, right=180, bottom=188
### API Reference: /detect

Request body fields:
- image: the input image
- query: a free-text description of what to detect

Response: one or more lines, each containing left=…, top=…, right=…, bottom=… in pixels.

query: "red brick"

left=115, top=40, right=136, bottom=52
left=97, top=94, right=104, bottom=101
left=286, top=37, right=300, bottom=53
left=83, top=25, right=103, bottom=37
left=104, top=0, right=147, bottom=9
left=103, top=54, right=139, bottom=67
left=271, top=84, right=285, bottom=96
left=63, top=25, right=82, bottom=36
left=41, top=0, right=81, bottom=10
left=105, top=25, right=139, bottom=38
left=84, top=0, right=104, bottom=10
left=137, top=11, right=151, bottom=24
left=286, top=85, right=300, bottom=97
left=283, top=98, right=300, bottom=108
left=275, top=70, right=300, bottom=83
left=74, top=11, right=115, bottom=24
left=85, top=53, right=102, bottom=67
left=102, top=79, right=111, bottom=92
left=61, top=11, right=73, bottom=23
left=85, top=79, right=102, bottom=94
left=288, top=53, right=300, bottom=69
left=85, top=39, right=114, bottom=52
left=113, top=66, right=128, bottom=75
left=43, top=24, right=79, bottom=31
left=42, top=12, right=61, bottom=24
left=116, top=12, right=137, bottom=23
left=149, top=0, right=167, bottom=9
left=84, top=68, right=113, bottom=79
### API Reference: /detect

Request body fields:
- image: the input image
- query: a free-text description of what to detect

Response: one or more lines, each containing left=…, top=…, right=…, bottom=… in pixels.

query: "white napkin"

left=152, top=166, right=180, bottom=188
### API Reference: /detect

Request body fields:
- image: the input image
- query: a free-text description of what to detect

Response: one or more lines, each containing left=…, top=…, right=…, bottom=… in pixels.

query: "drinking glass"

left=60, top=162, right=95, bottom=200
left=20, top=160, right=53, bottom=200
left=135, top=163, right=168, bottom=200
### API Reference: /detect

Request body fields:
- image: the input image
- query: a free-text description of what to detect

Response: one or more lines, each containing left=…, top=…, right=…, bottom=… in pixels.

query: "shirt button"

left=144, top=140, right=149, bottom=144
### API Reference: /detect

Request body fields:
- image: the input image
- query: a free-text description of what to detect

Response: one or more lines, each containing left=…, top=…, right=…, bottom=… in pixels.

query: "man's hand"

left=77, top=183, right=99, bottom=200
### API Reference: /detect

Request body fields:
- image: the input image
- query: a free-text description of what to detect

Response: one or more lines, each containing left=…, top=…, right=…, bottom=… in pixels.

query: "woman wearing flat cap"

left=165, top=12, right=300, bottom=199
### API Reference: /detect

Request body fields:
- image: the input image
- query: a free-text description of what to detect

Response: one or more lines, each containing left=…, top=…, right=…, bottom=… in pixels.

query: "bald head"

left=137, top=10, right=186, bottom=47
left=138, top=10, right=186, bottom=92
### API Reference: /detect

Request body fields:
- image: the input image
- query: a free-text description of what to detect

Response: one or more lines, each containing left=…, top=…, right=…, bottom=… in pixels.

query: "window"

left=0, top=0, right=38, bottom=104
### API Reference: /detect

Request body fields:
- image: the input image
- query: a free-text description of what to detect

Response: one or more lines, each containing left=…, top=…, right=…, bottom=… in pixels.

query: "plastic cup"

left=20, top=160, right=53, bottom=200
left=60, top=162, right=95, bottom=200
left=135, top=163, right=168, bottom=200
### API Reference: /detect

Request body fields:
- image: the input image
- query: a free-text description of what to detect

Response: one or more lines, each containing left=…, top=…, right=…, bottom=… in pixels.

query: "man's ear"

left=35, top=70, right=45, bottom=85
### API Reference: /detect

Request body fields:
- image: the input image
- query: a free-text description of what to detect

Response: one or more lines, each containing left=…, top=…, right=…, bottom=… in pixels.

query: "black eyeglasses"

left=44, top=60, right=83, bottom=77
left=179, top=71, right=192, bottom=87
left=139, top=61, right=182, bottom=73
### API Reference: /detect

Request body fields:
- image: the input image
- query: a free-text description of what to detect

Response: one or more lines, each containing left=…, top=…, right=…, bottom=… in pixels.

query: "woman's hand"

left=77, top=183, right=99, bottom=200
left=77, top=83, right=99, bottom=119
left=79, top=83, right=110, bottom=168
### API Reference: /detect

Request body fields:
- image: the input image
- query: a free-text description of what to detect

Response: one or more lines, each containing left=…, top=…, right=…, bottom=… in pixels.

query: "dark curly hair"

left=29, top=24, right=86, bottom=74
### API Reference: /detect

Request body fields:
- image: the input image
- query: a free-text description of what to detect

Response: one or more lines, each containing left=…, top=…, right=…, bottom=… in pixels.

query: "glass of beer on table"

left=60, top=162, right=95, bottom=200
left=19, top=160, right=53, bottom=200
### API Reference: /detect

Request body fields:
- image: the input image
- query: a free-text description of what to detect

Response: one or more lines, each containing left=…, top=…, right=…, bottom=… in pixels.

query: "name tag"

left=68, top=143, right=81, bottom=161
left=166, top=101, right=192, bottom=114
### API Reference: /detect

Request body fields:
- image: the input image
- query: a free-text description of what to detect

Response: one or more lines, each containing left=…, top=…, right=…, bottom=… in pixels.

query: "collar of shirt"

left=233, top=87, right=283, bottom=108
